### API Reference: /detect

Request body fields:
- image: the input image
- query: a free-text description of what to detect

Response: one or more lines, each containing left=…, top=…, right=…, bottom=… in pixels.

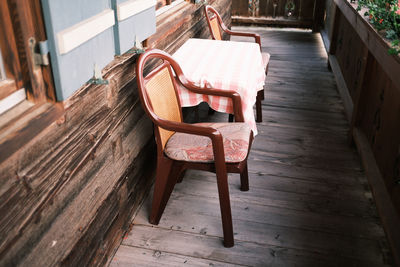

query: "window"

left=0, top=0, right=55, bottom=115
left=0, top=1, right=25, bottom=114
left=0, top=0, right=62, bottom=164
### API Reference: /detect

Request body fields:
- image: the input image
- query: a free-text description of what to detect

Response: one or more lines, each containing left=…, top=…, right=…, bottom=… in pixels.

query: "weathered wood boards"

left=0, top=0, right=231, bottom=266
left=322, top=1, right=400, bottom=265
left=111, top=28, right=392, bottom=266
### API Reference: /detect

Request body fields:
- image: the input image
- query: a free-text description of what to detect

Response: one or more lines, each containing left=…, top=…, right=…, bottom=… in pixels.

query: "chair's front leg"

left=212, top=136, right=234, bottom=247
left=176, top=167, right=186, bottom=183
left=215, top=168, right=234, bottom=247
left=256, top=91, right=263, bottom=123
left=150, top=157, right=176, bottom=225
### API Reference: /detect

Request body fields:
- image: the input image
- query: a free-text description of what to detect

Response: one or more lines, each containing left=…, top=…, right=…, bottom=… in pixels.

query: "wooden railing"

left=232, top=0, right=325, bottom=30
left=321, top=0, right=400, bottom=265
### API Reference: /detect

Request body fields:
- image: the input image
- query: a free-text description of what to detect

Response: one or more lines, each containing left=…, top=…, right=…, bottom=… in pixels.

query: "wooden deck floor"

left=110, top=28, right=393, bottom=266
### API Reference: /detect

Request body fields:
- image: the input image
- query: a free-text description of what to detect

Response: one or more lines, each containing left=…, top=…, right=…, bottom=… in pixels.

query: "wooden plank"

left=264, top=93, right=344, bottom=113
left=256, top=124, right=350, bottom=151
left=137, top=190, right=384, bottom=240
left=0, top=102, right=64, bottom=163
left=232, top=16, right=313, bottom=28
left=176, top=170, right=376, bottom=217
left=125, top=224, right=388, bottom=266
left=111, top=245, right=240, bottom=267
left=248, top=150, right=361, bottom=173
left=133, top=193, right=384, bottom=264
left=328, top=55, right=353, bottom=122
left=247, top=159, right=366, bottom=187
left=260, top=107, right=349, bottom=134
left=0, top=79, right=17, bottom=101
left=0, top=100, right=34, bottom=129
left=348, top=47, right=370, bottom=143
left=252, top=137, right=360, bottom=163
left=353, top=128, right=400, bottom=266
left=0, top=88, right=26, bottom=115
left=266, top=80, right=339, bottom=95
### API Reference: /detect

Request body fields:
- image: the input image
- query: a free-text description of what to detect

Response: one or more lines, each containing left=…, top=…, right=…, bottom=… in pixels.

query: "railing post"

left=312, top=0, right=326, bottom=32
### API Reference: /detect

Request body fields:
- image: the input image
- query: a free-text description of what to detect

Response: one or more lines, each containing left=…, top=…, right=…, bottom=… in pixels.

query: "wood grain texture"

left=328, top=55, right=353, bottom=122
left=0, top=79, right=17, bottom=100
left=323, top=1, right=400, bottom=264
left=0, top=1, right=228, bottom=266
left=353, top=128, right=400, bottom=267
left=111, top=28, right=393, bottom=266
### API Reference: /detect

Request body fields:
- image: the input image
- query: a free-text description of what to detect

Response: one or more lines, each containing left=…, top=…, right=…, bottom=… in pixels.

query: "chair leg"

left=240, top=163, right=249, bottom=192
left=176, top=169, right=186, bottom=183
left=228, top=114, right=234, bottom=122
left=215, top=170, right=234, bottom=247
left=149, top=158, right=179, bottom=225
left=256, top=91, right=262, bottom=123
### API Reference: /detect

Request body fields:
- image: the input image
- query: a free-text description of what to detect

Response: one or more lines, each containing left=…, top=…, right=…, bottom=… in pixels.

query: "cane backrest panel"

left=210, top=16, right=222, bottom=40
left=145, top=66, right=181, bottom=149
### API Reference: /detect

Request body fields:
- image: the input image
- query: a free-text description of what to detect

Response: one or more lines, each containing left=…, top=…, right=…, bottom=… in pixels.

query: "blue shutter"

left=113, top=0, right=156, bottom=55
left=41, top=0, right=116, bottom=101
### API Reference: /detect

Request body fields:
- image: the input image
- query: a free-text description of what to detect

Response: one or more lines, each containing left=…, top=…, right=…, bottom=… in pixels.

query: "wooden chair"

left=204, top=5, right=270, bottom=123
left=136, top=49, right=254, bottom=247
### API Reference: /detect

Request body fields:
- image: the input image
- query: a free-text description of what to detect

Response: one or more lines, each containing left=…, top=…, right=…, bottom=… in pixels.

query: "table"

left=173, top=38, right=266, bottom=135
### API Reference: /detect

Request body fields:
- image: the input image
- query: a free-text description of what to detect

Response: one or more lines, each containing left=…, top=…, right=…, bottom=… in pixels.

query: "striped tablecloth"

left=173, top=38, right=266, bottom=135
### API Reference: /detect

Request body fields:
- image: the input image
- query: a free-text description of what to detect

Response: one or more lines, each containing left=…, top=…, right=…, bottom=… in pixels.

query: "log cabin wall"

left=0, top=0, right=231, bottom=266
left=321, top=0, right=400, bottom=264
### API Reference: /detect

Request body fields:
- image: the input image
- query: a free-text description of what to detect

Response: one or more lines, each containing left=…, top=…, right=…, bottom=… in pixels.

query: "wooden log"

left=0, top=0, right=233, bottom=266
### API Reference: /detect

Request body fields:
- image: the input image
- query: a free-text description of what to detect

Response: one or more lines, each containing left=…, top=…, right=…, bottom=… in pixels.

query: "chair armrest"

left=156, top=118, right=227, bottom=166
left=175, top=74, right=245, bottom=122
left=220, top=25, right=261, bottom=48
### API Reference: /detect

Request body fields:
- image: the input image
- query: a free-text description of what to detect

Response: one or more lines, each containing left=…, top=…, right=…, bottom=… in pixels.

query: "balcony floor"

left=110, top=27, right=392, bottom=266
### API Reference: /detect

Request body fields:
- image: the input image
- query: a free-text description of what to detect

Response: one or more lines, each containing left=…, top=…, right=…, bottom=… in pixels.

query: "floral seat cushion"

left=164, top=122, right=252, bottom=163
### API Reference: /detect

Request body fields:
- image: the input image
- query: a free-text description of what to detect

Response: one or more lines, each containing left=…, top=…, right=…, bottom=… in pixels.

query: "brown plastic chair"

left=204, top=5, right=270, bottom=123
left=136, top=49, right=254, bottom=248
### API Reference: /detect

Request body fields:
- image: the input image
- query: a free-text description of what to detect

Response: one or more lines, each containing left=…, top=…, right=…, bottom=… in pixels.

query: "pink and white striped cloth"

left=173, top=38, right=266, bottom=135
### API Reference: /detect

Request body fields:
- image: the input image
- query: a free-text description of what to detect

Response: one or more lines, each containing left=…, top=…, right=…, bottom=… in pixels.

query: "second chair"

left=204, top=5, right=270, bottom=123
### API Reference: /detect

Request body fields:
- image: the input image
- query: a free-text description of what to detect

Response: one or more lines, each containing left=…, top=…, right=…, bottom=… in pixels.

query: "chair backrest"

left=136, top=50, right=183, bottom=149
left=204, top=5, right=224, bottom=41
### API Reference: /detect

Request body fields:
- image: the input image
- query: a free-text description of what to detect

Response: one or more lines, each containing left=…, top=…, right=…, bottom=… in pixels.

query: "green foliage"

left=358, top=0, right=400, bottom=55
